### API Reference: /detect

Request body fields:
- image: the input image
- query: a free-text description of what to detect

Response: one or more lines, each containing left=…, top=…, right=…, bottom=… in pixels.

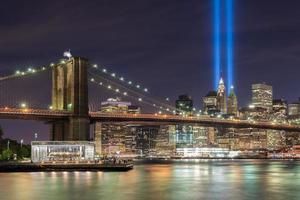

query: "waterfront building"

left=124, top=126, right=137, bottom=155
left=94, top=122, right=102, bottom=155
left=216, top=128, right=268, bottom=151
left=236, top=129, right=267, bottom=150
left=100, top=123, right=127, bottom=155
left=31, top=141, right=95, bottom=163
left=155, top=125, right=176, bottom=157
left=217, top=78, right=227, bottom=114
left=175, top=125, right=194, bottom=148
left=216, top=128, right=238, bottom=149
left=268, top=145, right=300, bottom=158
left=207, top=127, right=217, bottom=146
left=94, top=98, right=140, bottom=155
left=252, top=83, right=273, bottom=111
left=285, top=132, right=300, bottom=146
left=175, top=95, right=193, bottom=116
left=127, top=125, right=159, bottom=157
left=227, top=86, right=238, bottom=116
left=192, top=126, right=208, bottom=147
left=175, top=147, right=239, bottom=158
left=267, top=130, right=286, bottom=150
left=175, top=95, right=194, bottom=149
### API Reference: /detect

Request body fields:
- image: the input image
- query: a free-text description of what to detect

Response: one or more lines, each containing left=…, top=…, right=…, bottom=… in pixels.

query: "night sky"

left=1, top=0, right=300, bottom=142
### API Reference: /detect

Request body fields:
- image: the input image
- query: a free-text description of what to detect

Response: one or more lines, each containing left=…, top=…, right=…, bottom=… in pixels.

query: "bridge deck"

left=0, top=108, right=300, bottom=132
left=90, top=112, right=300, bottom=132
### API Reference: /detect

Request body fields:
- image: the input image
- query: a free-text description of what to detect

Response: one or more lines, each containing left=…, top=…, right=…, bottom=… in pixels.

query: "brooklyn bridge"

left=1, top=56, right=299, bottom=141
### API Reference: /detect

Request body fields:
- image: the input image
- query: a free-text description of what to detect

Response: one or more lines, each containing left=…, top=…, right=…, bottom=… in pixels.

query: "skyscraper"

left=175, top=95, right=193, bottom=116
left=272, top=99, right=287, bottom=121
left=100, top=97, right=131, bottom=113
left=94, top=98, right=139, bottom=155
left=227, top=86, right=238, bottom=116
left=203, top=91, right=219, bottom=115
left=217, top=78, right=227, bottom=114
left=288, top=98, right=300, bottom=116
left=252, top=83, right=273, bottom=111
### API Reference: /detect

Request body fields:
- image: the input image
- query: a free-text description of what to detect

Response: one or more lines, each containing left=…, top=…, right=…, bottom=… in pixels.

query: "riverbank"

left=133, top=157, right=300, bottom=165
left=0, top=162, right=133, bottom=172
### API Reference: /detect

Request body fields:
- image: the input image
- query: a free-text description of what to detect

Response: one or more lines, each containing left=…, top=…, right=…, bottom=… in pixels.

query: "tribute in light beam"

left=226, top=0, right=234, bottom=94
left=213, top=0, right=221, bottom=90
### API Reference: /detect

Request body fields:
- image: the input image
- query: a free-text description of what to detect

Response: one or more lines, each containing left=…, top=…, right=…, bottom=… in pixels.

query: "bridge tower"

left=51, top=57, right=90, bottom=141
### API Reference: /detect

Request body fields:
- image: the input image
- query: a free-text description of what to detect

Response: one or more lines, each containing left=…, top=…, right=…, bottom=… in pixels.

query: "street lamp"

left=7, top=140, right=10, bottom=150
left=34, top=133, right=38, bottom=141
left=21, top=139, right=24, bottom=148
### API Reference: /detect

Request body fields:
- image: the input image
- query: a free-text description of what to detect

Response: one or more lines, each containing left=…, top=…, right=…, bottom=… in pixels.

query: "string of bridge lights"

left=90, top=64, right=150, bottom=93
left=89, top=64, right=181, bottom=111
left=88, top=74, right=177, bottom=114
left=1, top=58, right=74, bottom=82
left=88, top=66, right=202, bottom=115
left=0, top=63, right=56, bottom=82
left=87, top=68, right=178, bottom=110
left=1, top=60, right=201, bottom=115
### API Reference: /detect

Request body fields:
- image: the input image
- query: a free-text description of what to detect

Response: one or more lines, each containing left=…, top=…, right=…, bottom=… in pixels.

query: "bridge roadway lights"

left=1, top=109, right=300, bottom=132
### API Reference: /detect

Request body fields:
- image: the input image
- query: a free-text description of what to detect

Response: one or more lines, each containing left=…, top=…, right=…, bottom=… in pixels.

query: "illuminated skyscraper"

left=175, top=95, right=193, bottom=116
left=272, top=99, right=287, bottom=121
left=100, top=97, right=131, bottom=113
left=227, top=86, right=238, bottom=116
left=203, top=91, right=218, bottom=115
left=288, top=98, right=300, bottom=116
left=252, top=83, right=273, bottom=111
left=217, top=78, right=227, bottom=114
left=94, top=98, right=140, bottom=155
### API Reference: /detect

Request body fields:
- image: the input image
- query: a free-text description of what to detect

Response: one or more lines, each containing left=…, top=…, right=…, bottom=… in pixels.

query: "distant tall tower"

left=252, top=83, right=273, bottom=111
left=175, top=95, right=193, bottom=116
left=217, top=78, right=227, bottom=114
left=227, top=86, right=238, bottom=116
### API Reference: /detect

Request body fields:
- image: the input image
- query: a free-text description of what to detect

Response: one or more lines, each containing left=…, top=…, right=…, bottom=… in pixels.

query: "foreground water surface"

left=0, top=160, right=300, bottom=200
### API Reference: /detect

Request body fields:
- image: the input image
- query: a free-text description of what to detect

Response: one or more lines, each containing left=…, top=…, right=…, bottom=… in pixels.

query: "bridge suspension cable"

left=88, top=64, right=176, bottom=107
left=90, top=64, right=150, bottom=93
left=88, top=70, right=178, bottom=114
left=87, top=65, right=192, bottom=114
left=0, top=63, right=55, bottom=109
left=0, top=63, right=54, bottom=82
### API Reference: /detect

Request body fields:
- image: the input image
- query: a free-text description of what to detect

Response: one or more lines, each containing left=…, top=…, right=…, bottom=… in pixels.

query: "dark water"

left=0, top=160, right=300, bottom=200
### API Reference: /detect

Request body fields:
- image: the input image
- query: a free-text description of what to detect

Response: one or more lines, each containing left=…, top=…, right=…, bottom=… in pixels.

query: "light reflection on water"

left=0, top=160, right=300, bottom=200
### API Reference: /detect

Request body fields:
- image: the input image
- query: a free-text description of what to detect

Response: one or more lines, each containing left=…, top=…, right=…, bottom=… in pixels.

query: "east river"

left=0, top=160, right=300, bottom=200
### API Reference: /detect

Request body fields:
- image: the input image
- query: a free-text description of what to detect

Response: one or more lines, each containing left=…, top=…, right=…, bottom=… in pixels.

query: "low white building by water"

left=31, top=141, right=95, bottom=163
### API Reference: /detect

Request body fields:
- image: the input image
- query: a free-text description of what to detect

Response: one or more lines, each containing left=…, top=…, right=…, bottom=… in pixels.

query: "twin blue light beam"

left=213, top=0, right=221, bottom=90
left=226, top=0, right=234, bottom=93
left=213, top=0, right=234, bottom=94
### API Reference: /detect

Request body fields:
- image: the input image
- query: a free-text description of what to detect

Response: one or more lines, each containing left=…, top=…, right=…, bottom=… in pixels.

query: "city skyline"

left=1, top=1, right=300, bottom=105
left=2, top=2, right=300, bottom=200
left=1, top=0, right=300, bottom=141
